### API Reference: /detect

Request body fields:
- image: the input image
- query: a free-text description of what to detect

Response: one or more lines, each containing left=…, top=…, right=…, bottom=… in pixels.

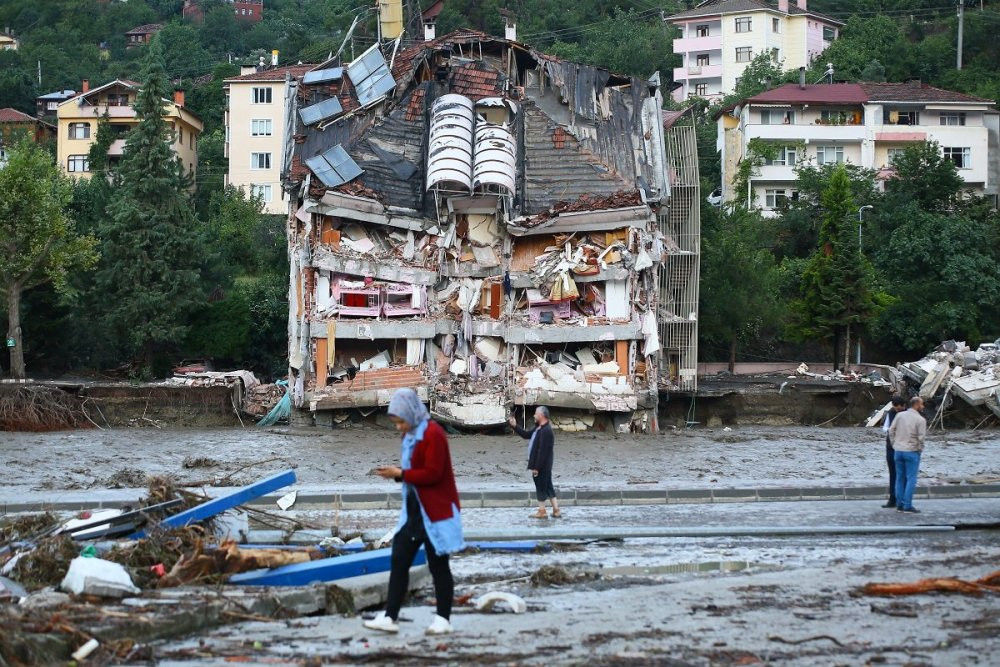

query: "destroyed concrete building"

left=282, top=30, right=700, bottom=431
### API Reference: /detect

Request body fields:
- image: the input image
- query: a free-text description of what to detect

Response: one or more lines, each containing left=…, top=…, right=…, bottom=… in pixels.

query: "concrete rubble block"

left=473, top=336, right=505, bottom=362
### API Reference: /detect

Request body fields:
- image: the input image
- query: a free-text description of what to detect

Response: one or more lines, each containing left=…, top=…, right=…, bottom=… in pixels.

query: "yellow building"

left=0, top=32, right=18, bottom=51
left=56, top=80, right=203, bottom=180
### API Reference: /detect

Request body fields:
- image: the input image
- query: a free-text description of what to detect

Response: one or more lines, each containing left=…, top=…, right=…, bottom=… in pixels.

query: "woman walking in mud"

left=365, top=388, right=464, bottom=635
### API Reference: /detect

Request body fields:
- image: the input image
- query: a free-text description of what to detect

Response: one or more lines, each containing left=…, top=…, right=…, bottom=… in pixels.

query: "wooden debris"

left=860, top=570, right=1000, bottom=597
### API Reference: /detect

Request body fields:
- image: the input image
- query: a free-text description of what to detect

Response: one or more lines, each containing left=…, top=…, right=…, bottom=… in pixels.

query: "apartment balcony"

left=754, top=164, right=798, bottom=182
left=107, top=138, right=127, bottom=156
left=744, top=123, right=865, bottom=142
left=672, top=35, right=722, bottom=54
left=674, top=64, right=722, bottom=80
left=72, top=104, right=137, bottom=119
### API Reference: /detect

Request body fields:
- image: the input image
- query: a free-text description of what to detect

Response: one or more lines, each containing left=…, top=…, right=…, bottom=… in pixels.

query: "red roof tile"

left=859, top=82, right=994, bottom=104
left=745, top=83, right=867, bottom=105
left=225, top=64, right=317, bottom=83
left=448, top=61, right=504, bottom=101
left=0, top=107, right=39, bottom=123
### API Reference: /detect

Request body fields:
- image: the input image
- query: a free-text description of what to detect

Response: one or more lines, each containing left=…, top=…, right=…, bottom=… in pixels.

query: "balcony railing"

left=674, top=64, right=722, bottom=80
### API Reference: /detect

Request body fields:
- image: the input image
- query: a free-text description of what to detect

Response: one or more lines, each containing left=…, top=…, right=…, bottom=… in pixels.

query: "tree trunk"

left=831, top=327, right=841, bottom=372
left=843, top=323, right=852, bottom=372
left=728, top=339, right=737, bottom=374
left=6, top=284, right=25, bottom=380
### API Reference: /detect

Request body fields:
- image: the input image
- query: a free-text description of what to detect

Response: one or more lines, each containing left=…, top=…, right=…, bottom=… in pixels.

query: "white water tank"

left=473, top=123, right=516, bottom=194
left=426, top=94, right=475, bottom=192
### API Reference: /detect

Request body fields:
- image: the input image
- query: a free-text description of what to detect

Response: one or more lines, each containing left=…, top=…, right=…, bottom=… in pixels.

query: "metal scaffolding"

left=660, top=112, right=701, bottom=392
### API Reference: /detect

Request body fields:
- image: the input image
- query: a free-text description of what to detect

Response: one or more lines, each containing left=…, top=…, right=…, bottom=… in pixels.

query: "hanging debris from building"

left=282, top=30, right=700, bottom=431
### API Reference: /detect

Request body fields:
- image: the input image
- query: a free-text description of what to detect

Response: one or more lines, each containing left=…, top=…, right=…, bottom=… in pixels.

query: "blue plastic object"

left=130, top=469, right=297, bottom=538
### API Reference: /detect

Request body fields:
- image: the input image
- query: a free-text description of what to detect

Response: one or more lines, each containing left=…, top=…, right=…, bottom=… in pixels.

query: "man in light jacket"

left=888, top=396, right=927, bottom=514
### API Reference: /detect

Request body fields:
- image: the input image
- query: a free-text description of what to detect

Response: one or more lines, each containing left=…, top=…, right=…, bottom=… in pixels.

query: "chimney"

left=778, top=0, right=789, bottom=12
left=174, top=89, right=185, bottom=107
left=424, top=19, right=436, bottom=41
left=796, top=0, right=807, bottom=9
left=504, top=17, right=517, bottom=41
left=799, top=66, right=806, bottom=89
left=82, top=79, right=89, bottom=93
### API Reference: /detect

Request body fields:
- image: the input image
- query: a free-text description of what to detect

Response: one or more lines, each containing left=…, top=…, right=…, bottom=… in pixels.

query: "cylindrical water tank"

left=426, top=94, right=474, bottom=192
left=473, top=123, right=516, bottom=194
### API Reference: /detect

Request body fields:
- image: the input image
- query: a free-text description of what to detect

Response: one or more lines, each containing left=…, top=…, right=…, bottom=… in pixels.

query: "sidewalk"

left=3, top=482, right=999, bottom=513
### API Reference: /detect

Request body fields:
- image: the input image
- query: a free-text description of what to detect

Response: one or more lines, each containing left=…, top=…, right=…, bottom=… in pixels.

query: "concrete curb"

left=2, top=484, right=999, bottom=514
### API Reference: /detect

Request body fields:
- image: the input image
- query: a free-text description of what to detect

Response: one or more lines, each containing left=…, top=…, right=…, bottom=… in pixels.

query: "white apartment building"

left=717, top=81, right=1000, bottom=213
left=224, top=64, right=312, bottom=214
left=667, top=0, right=842, bottom=102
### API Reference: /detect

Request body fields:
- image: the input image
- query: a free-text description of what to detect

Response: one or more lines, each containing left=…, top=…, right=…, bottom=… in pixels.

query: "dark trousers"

left=885, top=436, right=896, bottom=505
left=533, top=468, right=557, bottom=502
left=384, top=524, right=453, bottom=621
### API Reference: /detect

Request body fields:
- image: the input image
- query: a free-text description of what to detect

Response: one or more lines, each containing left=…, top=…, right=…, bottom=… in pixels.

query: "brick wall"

left=330, top=366, right=426, bottom=392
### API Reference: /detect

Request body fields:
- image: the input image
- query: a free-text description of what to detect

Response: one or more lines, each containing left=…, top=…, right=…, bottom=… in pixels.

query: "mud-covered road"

left=150, top=498, right=1000, bottom=666
left=2, top=425, right=999, bottom=494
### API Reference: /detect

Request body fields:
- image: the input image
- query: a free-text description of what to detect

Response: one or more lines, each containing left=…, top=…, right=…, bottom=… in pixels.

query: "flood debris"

left=894, top=340, right=1000, bottom=427
left=61, top=556, right=140, bottom=598
left=0, top=386, right=91, bottom=432
left=285, top=31, right=702, bottom=432
left=472, top=591, right=527, bottom=614
left=860, top=570, right=1000, bottom=597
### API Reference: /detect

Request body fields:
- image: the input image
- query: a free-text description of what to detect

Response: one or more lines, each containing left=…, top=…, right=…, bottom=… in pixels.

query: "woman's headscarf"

left=387, top=387, right=430, bottom=429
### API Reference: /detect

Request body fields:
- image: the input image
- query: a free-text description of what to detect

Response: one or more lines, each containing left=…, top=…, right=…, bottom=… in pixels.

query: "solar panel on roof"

left=347, top=44, right=396, bottom=107
left=299, top=97, right=343, bottom=125
left=302, top=67, right=343, bottom=85
left=304, top=145, right=363, bottom=187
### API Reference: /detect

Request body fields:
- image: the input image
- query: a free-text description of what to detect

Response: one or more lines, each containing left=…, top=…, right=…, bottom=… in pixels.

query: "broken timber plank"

left=228, top=546, right=426, bottom=586
left=130, top=470, right=296, bottom=538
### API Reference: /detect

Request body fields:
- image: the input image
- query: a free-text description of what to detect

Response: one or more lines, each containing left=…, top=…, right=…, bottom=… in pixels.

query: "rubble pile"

left=898, top=340, right=1000, bottom=424
left=0, top=470, right=395, bottom=664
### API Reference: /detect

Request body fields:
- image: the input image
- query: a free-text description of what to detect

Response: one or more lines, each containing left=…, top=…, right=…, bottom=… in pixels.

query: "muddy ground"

left=1, top=426, right=998, bottom=495
left=149, top=499, right=1000, bottom=666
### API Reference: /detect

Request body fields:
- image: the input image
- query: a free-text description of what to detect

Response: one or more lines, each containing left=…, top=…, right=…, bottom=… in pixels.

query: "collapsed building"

left=282, top=30, right=700, bottom=431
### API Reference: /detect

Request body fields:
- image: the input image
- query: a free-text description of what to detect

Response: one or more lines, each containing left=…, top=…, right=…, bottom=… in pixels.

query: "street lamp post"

left=858, top=204, right=873, bottom=250
left=855, top=205, right=874, bottom=366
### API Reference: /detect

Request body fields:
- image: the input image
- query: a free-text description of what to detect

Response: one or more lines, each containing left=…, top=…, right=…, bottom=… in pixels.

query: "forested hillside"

left=1, top=0, right=998, bottom=375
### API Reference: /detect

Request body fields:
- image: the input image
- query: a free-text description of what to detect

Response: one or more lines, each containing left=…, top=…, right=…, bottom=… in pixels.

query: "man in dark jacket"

left=509, top=406, right=561, bottom=519
left=881, top=395, right=907, bottom=508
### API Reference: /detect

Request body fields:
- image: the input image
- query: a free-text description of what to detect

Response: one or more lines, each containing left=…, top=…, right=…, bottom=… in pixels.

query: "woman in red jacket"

left=365, top=388, right=464, bottom=635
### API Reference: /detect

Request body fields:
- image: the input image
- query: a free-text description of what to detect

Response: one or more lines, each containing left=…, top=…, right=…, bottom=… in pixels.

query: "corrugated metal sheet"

left=473, top=123, right=516, bottom=194
left=427, top=94, right=474, bottom=192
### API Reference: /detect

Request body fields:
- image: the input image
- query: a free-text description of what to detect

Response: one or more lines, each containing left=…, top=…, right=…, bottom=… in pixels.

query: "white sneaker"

left=425, top=614, right=453, bottom=635
left=363, top=611, right=399, bottom=633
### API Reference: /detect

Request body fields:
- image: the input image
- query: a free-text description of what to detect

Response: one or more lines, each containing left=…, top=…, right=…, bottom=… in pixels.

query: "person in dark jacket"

left=509, top=406, right=561, bottom=519
left=365, top=388, right=464, bottom=636
left=881, top=395, right=907, bottom=508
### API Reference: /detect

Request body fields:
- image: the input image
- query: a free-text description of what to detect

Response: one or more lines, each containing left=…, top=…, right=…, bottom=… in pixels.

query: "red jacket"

left=400, top=420, right=461, bottom=522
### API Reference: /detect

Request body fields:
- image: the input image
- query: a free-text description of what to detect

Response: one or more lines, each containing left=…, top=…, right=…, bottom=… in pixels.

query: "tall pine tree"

left=789, top=165, right=888, bottom=369
left=97, top=38, right=206, bottom=372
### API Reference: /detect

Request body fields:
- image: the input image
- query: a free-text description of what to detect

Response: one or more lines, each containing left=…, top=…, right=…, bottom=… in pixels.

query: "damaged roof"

left=290, top=30, right=669, bottom=217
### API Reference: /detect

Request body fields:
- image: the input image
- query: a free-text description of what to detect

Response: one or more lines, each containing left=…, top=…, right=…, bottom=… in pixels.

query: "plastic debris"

left=472, top=591, right=527, bottom=614
left=60, top=557, right=140, bottom=598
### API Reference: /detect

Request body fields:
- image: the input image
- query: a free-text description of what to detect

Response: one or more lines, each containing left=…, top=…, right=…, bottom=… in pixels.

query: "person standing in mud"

left=509, top=406, right=561, bottom=519
left=365, top=388, right=463, bottom=635
left=888, top=396, right=928, bottom=514
left=881, top=395, right=907, bottom=508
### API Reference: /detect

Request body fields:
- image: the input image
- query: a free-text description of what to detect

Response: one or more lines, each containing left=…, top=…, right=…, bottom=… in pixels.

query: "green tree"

left=87, top=111, right=116, bottom=175
left=700, top=204, right=783, bottom=371
left=721, top=51, right=791, bottom=108
left=883, top=141, right=965, bottom=213
left=789, top=164, right=889, bottom=369
left=96, top=38, right=207, bottom=372
left=0, top=140, right=98, bottom=378
left=872, top=204, right=1000, bottom=352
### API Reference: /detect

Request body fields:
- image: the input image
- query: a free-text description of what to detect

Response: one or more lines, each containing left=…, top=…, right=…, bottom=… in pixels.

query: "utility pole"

left=957, top=0, right=965, bottom=70
left=37, top=60, right=41, bottom=86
